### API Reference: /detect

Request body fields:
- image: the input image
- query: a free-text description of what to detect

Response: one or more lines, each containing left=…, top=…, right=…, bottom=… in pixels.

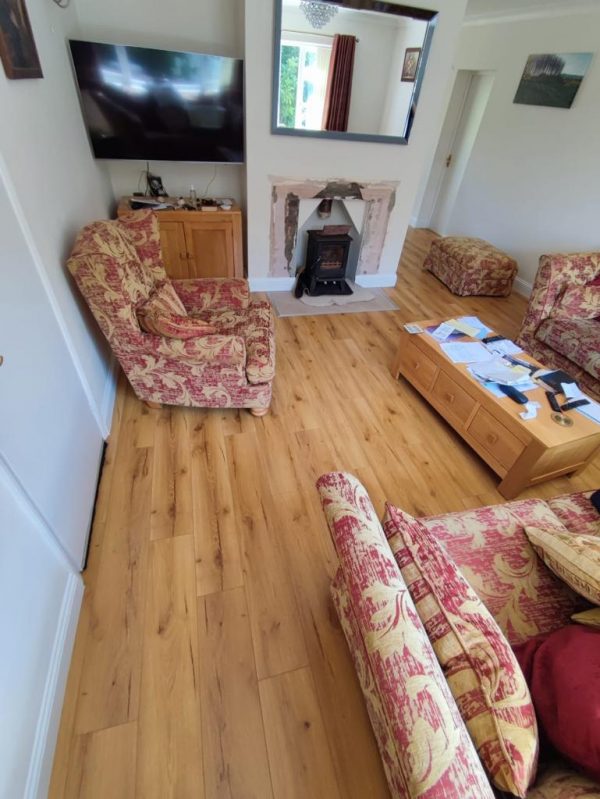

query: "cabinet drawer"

left=398, top=340, right=438, bottom=392
left=432, top=371, right=476, bottom=424
left=468, top=407, right=525, bottom=469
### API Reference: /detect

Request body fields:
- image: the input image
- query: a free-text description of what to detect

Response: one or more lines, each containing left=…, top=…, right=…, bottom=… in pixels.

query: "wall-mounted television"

left=69, top=40, right=244, bottom=163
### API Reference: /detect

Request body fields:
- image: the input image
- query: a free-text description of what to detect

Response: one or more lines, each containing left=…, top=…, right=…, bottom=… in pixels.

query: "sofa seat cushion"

left=417, top=500, right=580, bottom=645
left=383, top=503, right=538, bottom=798
left=527, top=761, right=600, bottom=798
left=547, top=492, right=600, bottom=538
left=536, top=318, right=600, bottom=380
left=318, top=472, right=495, bottom=799
left=205, top=300, right=275, bottom=384
left=525, top=526, right=600, bottom=605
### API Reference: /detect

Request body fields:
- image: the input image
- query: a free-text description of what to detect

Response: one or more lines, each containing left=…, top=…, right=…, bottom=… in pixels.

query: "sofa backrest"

left=419, top=498, right=581, bottom=645
left=67, top=211, right=168, bottom=352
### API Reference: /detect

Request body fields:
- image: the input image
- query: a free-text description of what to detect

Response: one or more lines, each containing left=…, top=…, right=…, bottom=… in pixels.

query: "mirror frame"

left=271, top=0, right=438, bottom=145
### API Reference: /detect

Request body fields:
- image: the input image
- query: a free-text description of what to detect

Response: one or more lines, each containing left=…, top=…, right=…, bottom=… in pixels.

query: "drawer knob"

left=444, top=392, right=455, bottom=404
left=413, top=362, right=420, bottom=370
left=487, top=433, right=499, bottom=445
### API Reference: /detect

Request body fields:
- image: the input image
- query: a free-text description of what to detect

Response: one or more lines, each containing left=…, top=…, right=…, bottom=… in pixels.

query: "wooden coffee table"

left=392, top=320, right=600, bottom=498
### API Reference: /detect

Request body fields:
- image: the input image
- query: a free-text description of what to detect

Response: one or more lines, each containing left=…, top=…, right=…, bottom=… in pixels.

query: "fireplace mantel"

left=269, top=178, right=397, bottom=278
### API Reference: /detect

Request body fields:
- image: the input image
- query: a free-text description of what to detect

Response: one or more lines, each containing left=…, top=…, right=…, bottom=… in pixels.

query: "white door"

left=0, top=166, right=104, bottom=568
left=418, top=70, right=495, bottom=235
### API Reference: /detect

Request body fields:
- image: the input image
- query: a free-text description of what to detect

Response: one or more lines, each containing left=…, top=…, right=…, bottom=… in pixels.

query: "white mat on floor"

left=268, top=282, right=398, bottom=318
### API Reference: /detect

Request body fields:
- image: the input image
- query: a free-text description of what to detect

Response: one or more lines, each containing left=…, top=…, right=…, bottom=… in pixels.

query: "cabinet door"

left=158, top=221, right=190, bottom=278
left=184, top=219, right=235, bottom=278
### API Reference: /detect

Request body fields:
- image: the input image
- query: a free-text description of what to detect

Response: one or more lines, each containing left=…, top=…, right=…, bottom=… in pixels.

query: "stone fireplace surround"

left=269, top=178, right=398, bottom=284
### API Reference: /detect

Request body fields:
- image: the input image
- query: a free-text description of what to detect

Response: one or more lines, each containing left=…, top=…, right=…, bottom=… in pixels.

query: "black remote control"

left=545, top=391, right=562, bottom=413
left=498, top=384, right=529, bottom=404
left=561, top=399, right=590, bottom=411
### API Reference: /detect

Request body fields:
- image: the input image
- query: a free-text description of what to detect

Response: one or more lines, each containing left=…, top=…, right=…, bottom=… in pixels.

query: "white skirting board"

left=513, top=275, right=533, bottom=297
left=25, top=574, right=84, bottom=799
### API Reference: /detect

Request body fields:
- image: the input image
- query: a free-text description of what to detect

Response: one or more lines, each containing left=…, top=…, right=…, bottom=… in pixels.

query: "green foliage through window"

left=279, top=45, right=299, bottom=128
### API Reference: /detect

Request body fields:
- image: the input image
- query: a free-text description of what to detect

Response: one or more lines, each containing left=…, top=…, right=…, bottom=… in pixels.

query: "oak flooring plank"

left=62, top=722, right=137, bottom=799
left=74, top=441, right=152, bottom=734
left=259, top=668, right=342, bottom=799
left=150, top=409, right=193, bottom=539
left=198, top=587, right=273, bottom=799
left=191, top=414, right=244, bottom=596
left=136, top=535, right=204, bottom=799
left=227, top=431, right=309, bottom=679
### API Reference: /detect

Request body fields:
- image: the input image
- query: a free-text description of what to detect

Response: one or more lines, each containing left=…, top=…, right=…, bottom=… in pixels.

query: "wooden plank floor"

left=50, top=228, right=600, bottom=798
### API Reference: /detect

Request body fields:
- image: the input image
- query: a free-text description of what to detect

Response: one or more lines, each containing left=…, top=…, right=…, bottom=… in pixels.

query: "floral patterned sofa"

left=517, top=252, right=600, bottom=401
left=68, top=210, right=275, bottom=414
left=317, top=471, right=600, bottom=799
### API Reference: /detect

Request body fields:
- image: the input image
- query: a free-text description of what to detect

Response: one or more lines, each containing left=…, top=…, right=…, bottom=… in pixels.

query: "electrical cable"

left=202, top=164, right=218, bottom=199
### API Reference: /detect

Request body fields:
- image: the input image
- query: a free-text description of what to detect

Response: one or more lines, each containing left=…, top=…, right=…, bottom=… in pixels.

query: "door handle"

left=445, top=154, right=452, bottom=168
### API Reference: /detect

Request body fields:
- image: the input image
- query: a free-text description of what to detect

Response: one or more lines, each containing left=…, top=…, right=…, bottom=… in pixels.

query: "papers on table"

left=430, top=321, right=456, bottom=341
left=486, top=339, right=523, bottom=357
left=440, top=342, right=495, bottom=364
left=551, top=382, right=600, bottom=425
left=520, top=401, right=541, bottom=420
left=471, top=359, right=532, bottom=386
left=455, top=316, right=493, bottom=339
left=467, top=366, right=537, bottom=398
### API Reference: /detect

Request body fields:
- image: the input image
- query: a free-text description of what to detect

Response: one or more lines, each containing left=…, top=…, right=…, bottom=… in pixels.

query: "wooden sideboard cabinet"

left=118, top=198, right=244, bottom=279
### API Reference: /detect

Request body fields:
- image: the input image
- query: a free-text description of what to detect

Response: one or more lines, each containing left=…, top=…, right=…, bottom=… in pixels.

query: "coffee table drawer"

left=432, top=371, right=476, bottom=424
left=468, top=407, right=525, bottom=470
left=398, top=340, right=438, bottom=392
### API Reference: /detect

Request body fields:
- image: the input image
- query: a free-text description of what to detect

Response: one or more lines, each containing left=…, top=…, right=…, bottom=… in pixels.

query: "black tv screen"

left=69, top=40, right=244, bottom=163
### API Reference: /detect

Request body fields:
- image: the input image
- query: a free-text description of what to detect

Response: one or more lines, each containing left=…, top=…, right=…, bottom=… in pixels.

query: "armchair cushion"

left=549, top=284, right=600, bottom=320
left=205, top=301, right=275, bottom=385
left=383, top=503, right=538, bottom=798
left=137, top=283, right=216, bottom=339
left=172, top=277, right=249, bottom=312
left=535, top=318, right=600, bottom=381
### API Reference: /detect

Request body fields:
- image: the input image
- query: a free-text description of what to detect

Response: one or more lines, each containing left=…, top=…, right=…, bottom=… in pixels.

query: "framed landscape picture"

left=514, top=52, right=592, bottom=108
left=0, top=0, right=42, bottom=79
left=401, top=47, right=421, bottom=82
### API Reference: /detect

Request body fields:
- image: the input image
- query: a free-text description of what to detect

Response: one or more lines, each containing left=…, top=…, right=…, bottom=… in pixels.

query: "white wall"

left=380, top=18, right=428, bottom=136
left=246, top=0, right=469, bottom=285
left=442, top=8, right=600, bottom=289
left=75, top=0, right=246, bottom=207
left=0, top=0, right=115, bottom=431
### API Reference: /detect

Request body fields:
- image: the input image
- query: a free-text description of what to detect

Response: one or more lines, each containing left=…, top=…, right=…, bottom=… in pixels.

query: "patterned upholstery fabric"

left=547, top=492, right=600, bottom=537
left=528, top=761, right=600, bottom=798
left=172, top=277, right=250, bottom=311
left=571, top=608, right=600, bottom=628
left=535, top=318, right=600, bottom=381
left=317, top=472, right=495, bottom=799
left=417, top=500, right=581, bottom=645
left=423, top=236, right=518, bottom=297
left=137, top=283, right=216, bottom=339
left=549, top=285, right=600, bottom=320
left=383, top=504, right=538, bottom=797
left=525, top=526, right=600, bottom=605
left=68, top=210, right=275, bottom=409
left=517, top=252, right=600, bottom=400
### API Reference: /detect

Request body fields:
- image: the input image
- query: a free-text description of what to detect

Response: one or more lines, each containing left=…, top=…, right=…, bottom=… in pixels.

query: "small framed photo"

left=0, top=0, right=42, bottom=80
left=401, top=47, right=421, bottom=83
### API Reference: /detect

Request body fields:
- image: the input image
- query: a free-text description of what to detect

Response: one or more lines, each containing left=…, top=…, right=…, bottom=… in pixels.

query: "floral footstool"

left=423, top=236, right=518, bottom=297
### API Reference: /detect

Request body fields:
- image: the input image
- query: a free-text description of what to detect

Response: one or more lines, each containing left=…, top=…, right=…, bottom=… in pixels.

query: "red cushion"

left=513, top=625, right=600, bottom=782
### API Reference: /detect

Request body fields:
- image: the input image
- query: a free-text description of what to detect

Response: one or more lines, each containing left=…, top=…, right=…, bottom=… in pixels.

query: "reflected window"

left=278, top=38, right=331, bottom=130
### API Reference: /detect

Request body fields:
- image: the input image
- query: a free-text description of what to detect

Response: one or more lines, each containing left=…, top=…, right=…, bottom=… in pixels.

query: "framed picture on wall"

left=401, top=47, right=421, bottom=82
left=513, top=52, right=593, bottom=108
left=0, top=0, right=42, bottom=79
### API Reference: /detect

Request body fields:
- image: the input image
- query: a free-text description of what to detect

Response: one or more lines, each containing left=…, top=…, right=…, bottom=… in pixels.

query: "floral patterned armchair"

left=68, top=210, right=275, bottom=415
left=517, top=252, right=600, bottom=400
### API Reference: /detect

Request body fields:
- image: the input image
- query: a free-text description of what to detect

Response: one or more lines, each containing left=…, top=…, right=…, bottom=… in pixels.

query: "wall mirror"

left=271, top=0, right=438, bottom=145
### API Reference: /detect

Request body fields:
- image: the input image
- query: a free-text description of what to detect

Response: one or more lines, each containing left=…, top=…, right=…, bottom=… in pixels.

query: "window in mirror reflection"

left=279, top=38, right=332, bottom=129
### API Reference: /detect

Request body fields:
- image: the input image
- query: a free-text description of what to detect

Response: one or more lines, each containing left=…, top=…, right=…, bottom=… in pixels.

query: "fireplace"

left=295, top=229, right=353, bottom=297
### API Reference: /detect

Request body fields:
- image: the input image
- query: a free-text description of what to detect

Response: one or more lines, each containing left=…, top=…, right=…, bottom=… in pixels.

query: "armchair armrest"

left=120, top=332, right=246, bottom=369
left=172, top=278, right=249, bottom=313
left=518, top=252, right=600, bottom=346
